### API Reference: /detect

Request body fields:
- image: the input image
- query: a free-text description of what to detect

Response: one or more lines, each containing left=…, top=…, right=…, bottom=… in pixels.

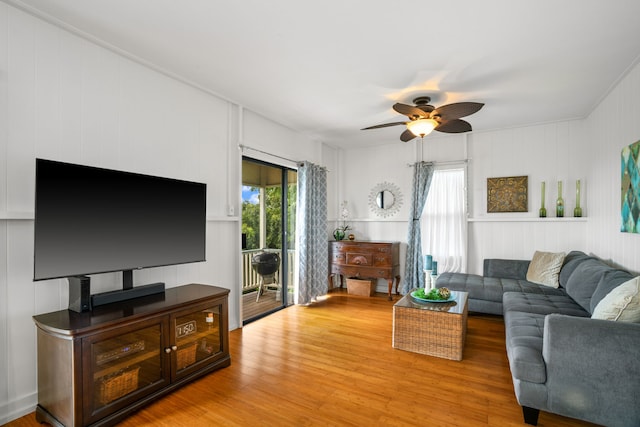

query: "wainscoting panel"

left=468, top=220, right=588, bottom=275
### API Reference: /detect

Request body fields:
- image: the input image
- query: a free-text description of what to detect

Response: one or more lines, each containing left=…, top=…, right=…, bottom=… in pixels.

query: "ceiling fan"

left=362, top=96, right=484, bottom=142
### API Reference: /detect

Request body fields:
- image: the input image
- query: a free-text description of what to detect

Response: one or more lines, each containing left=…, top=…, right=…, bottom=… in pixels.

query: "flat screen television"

left=33, top=158, right=207, bottom=309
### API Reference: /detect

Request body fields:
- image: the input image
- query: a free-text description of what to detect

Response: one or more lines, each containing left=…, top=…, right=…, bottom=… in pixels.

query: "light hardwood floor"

left=7, top=290, right=599, bottom=427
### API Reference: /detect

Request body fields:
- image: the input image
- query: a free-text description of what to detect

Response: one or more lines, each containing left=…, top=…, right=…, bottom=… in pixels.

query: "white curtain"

left=296, top=162, right=328, bottom=304
left=421, top=168, right=467, bottom=273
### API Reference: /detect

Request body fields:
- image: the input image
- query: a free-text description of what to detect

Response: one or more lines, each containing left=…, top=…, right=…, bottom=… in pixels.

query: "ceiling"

left=7, top=0, right=640, bottom=149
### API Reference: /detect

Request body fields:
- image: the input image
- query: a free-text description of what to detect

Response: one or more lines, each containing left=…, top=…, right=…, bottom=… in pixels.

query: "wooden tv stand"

left=32, top=284, right=230, bottom=427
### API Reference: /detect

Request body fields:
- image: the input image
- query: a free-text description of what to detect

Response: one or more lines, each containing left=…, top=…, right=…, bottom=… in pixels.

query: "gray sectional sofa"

left=435, top=251, right=640, bottom=427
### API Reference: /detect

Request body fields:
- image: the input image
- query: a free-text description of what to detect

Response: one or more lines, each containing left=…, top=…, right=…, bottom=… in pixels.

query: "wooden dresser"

left=329, top=241, right=401, bottom=300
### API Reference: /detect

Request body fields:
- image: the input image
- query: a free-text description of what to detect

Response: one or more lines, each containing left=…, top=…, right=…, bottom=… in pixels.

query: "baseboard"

left=0, top=391, right=37, bottom=424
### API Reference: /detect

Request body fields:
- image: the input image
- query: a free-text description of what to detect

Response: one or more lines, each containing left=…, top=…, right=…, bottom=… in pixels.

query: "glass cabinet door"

left=83, top=317, right=168, bottom=423
left=172, top=304, right=223, bottom=377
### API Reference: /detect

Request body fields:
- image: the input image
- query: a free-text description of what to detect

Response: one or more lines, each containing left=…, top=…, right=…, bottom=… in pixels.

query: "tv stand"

left=34, top=284, right=230, bottom=427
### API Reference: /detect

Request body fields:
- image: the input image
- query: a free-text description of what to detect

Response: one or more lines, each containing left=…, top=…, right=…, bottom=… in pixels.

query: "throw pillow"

left=590, top=268, right=635, bottom=313
left=591, top=276, right=640, bottom=322
left=526, top=251, right=566, bottom=288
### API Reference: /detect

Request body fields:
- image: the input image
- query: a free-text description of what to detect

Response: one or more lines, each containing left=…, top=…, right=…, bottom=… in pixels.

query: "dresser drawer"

left=333, top=265, right=392, bottom=279
left=331, top=241, right=390, bottom=253
left=373, top=254, right=391, bottom=266
left=331, top=253, right=346, bottom=264
left=365, top=244, right=392, bottom=254
left=345, top=252, right=373, bottom=266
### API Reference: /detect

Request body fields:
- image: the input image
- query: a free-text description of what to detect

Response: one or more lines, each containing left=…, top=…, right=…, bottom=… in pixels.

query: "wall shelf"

left=0, top=212, right=34, bottom=220
left=0, top=212, right=240, bottom=222
left=468, top=217, right=587, bottom=223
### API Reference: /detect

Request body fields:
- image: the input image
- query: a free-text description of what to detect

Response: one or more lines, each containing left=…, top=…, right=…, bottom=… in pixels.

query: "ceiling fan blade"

left=393, top=103, right=431, bottom=119
left=400, top=129, right=416, bottom=142
left=361, top=121, right=407, bottom=130
left=432, top=102, right=484, bottom=121
left=435, top=119, right=472, bottom=133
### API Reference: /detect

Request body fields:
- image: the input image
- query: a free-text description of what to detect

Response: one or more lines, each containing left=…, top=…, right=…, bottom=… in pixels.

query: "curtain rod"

left=239, top=144, right=301, bottom=165
left=407, top=159, right=469, bottom=167
left=239, top=144, right=330, bottom=171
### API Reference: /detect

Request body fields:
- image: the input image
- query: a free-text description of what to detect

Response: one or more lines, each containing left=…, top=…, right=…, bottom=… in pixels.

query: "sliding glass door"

left=241, top=157, right=296, bottom=324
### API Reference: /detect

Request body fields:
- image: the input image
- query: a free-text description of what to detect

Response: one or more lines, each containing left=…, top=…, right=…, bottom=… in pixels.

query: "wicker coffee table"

left=392, top=290, right=468, bottom=361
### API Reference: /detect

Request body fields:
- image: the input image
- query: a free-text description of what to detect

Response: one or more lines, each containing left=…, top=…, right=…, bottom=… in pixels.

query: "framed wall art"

left=487, top=175, right=528, bottom=213
left=621, top=140, right=640, bottom=233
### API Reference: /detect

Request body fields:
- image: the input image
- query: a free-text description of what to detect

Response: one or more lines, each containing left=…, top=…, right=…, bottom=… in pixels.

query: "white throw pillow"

left=592, top=276, right=640, bottom=322
left=526, top=251, right=565, bottom=288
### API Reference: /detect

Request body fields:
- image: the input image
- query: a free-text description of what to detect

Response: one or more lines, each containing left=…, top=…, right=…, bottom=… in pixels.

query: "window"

left=421, top=168, right=467, bottom=273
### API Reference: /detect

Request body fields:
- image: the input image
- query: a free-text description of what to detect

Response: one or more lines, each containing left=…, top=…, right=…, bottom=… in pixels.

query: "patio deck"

left=242, top=287, right=293, bottom=321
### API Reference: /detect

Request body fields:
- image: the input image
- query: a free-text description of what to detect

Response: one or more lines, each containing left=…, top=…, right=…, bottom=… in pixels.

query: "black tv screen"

left=33, top=159, right=207, bottom=281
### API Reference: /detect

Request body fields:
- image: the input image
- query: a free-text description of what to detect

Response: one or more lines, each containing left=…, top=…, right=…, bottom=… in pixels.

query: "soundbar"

left=91, top=282, right=165, bottom=307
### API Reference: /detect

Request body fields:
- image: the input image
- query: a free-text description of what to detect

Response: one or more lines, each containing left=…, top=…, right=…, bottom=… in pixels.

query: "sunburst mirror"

left=368, top=182, right=403, bottom=218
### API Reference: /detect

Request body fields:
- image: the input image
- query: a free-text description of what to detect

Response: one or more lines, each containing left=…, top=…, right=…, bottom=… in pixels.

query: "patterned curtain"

left=296, top=161, right=328, bottom=304
left=403, top=162, right=435, bottom=294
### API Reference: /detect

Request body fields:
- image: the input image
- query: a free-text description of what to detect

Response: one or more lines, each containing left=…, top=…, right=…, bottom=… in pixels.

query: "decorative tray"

left=410, top=290, right=455, bottom=303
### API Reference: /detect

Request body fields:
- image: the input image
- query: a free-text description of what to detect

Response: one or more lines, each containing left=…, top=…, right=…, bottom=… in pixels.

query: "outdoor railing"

left=242, top=249, right=296, bottom=293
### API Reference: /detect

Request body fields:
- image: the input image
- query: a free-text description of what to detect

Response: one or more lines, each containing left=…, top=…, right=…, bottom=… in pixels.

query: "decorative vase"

left=348, top=233, right=355, bottom=241
left=539, top=181, right=547, bottom=218
left=574, top=180, right=582, bottom=217
left=333, top=228, right=345, bottom=241
left=556, top=181, right=564, bottom=218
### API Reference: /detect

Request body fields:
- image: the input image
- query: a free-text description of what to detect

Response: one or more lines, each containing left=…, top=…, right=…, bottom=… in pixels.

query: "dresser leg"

left=395, top=275, right=401, bottom=295
left=387, top=279, right=393, bottom=300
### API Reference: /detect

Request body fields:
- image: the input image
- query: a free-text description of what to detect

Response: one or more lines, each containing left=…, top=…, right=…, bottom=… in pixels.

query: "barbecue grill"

left=251, top=251, right=280, bottom=302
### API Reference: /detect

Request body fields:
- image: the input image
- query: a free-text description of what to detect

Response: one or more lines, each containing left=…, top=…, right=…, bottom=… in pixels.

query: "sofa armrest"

left=483, top=258, right=530, bottom=279
left=543, top=314, right=640, bottom=426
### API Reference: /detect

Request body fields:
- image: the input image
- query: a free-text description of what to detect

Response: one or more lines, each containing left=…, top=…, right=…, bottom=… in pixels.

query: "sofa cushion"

left=503, top=292, right=590, bottom=317
left=564, top=258, right=615, bottom=313
left=483, top=258, right=530, bottom=279
left=590, top=268, right=635, bottom=312
left=503, top=291, right=590, bottom=385
left=592, top=276, right=640, bottom=322
left=436, top=273, right=566, bottom=304
left=526, top=251, right=565, bottom=288
left=558, top=250, right=592, bottom=288
left=504, top=310, right=548, bottom=384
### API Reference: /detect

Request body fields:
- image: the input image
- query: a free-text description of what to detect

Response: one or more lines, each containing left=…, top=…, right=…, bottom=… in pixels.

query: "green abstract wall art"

left=621, top=140, right=640, bottom=233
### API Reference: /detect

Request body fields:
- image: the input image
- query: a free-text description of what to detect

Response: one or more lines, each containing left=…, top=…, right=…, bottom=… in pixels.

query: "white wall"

left=337, top=120, right=591, bottom=282
left=584, top=58, right=640, bottom=273
left=466, top=120, right=590, bottom=272
left=337, top=62, right=640, bottom=279
left=337, top=133, right=466, bottom=290
left=338, top=118, right=599, bottom=280
left=0, top=4, right=332, bottom=423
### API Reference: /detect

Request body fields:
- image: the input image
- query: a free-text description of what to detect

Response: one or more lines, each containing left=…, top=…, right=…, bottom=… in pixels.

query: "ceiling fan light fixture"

left=406, top=118, right=438, bottom=137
